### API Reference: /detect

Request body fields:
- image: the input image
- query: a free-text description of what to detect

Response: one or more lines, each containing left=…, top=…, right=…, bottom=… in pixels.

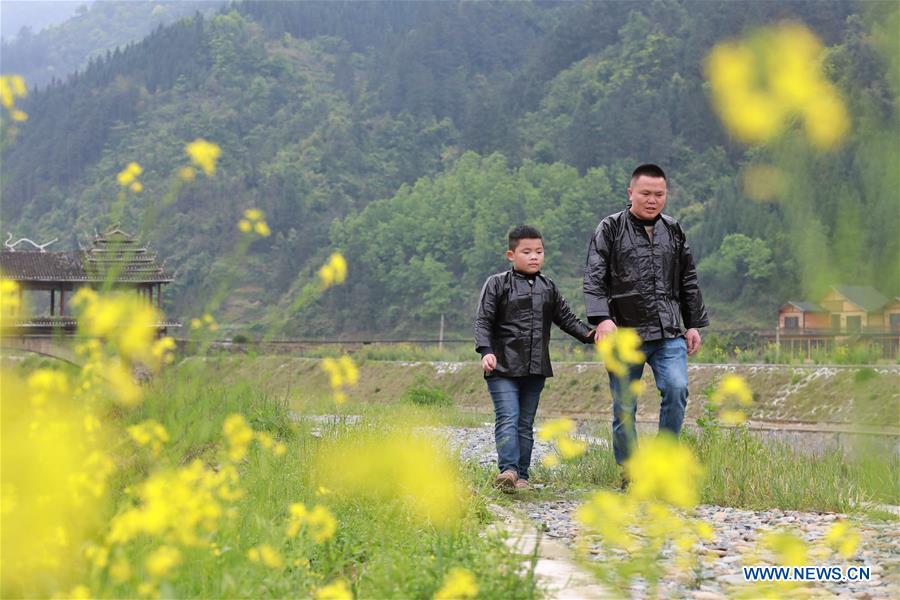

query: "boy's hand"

left=593, top=319, right=617, bottom=342
left=482, top=353, right=497, bottom=373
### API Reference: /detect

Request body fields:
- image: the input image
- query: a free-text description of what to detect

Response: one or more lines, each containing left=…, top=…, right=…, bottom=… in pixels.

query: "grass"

left=96, top=360, right=540, bottom=599
left=530, top=420, right=899, bottom=516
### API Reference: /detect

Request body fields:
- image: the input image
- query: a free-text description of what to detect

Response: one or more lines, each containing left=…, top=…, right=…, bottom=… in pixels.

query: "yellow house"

left=819, top=285, right=890, bottom=332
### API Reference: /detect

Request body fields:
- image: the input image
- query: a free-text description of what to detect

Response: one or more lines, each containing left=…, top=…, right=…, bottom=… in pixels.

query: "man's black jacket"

left=474, top=269, right=594, bottom=378
left=583, top=210, right=709, bottom=340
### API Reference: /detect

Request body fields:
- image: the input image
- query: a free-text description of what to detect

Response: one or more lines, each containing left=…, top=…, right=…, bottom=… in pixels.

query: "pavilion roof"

left=0, top=227, right=173, bottom=284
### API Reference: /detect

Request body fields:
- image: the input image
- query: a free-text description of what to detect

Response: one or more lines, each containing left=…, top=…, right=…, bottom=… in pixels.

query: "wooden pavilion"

left=0, top=227, right=179, bottom=335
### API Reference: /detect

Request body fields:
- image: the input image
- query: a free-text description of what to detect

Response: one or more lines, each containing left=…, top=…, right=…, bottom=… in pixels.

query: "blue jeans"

left=609, top=336, right=689, bottom=464
left=486, top=375, right=546, bottom=480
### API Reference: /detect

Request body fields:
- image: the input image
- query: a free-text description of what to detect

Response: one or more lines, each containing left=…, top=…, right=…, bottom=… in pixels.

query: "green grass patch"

left=98, top=361, right=540, bottom=599
left=531, top=423, right=898, bottom=514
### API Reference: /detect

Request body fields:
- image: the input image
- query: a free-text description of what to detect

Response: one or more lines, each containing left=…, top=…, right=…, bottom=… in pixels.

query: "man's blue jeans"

left=486, top=375, right=546, bottom=480
left=609, top=336, right=689, bottom=464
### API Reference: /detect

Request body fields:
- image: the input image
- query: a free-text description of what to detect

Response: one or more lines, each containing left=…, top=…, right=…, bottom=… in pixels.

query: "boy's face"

left=507, top=238, right=544, bottom=274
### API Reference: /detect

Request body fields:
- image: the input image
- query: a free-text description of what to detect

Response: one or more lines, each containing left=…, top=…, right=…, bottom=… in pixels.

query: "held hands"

left=685, top=328, right=702, bottom=355
left=592, top=319, right=618, bottom=342
left=482, top=353, right=497, bottom=373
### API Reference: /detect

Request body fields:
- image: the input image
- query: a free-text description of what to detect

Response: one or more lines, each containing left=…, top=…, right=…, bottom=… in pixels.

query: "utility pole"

left=439, top=314, right=445, bottom=351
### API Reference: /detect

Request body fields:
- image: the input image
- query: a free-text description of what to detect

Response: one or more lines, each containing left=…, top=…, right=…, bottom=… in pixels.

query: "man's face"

left=506, top=238, right=544, bottom=274
left=627, top=175, right=667, bottom=220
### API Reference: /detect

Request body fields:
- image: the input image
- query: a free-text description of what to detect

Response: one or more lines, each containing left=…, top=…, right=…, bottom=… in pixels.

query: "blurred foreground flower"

left=319, top=252, right=348, bottom=289
left=316, top=579, right=352, bottom=600
left=597, top=328, right=644, bottom=378
left=127, top=419, right=170, bottom=458
left=286, top=503, right=337, bottom=543
left=315, top=431, right=466, bottom=528
left=705, top=21, right=848, bottom=149
left=825, top=521, right=860, bottom=559
left=538, top=417, right=587, bottom=466
left=247, top=544, right=283, bottom=569
left=0, top=74, right=28, bottom=121
left=434, top=567, right=479, bottom=600
left=320, top=355, right=359, bottom=404
left=625, top=434, right=704, bottom=509
left=709, top=373, right=754, bottom=426
left=1, top=369, right=110, bottom=597
left=117, top=161, right=144, bottom=193
left=238, top=208, right=271, bottom=237
left=185, top=138, right=221, bottom=176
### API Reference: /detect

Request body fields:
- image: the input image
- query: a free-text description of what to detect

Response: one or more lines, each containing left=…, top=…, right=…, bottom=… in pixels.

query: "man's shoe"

left=514, top=479, right=531, bottom=491
left=494, top=469, right=517, bottom=489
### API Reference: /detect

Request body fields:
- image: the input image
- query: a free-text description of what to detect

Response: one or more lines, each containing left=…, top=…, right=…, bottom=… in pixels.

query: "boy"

left=474, top=225, right=595, bottom=490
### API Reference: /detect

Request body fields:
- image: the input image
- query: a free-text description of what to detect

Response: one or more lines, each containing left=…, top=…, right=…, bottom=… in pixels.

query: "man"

left=583, top=163, right=709, bottom=468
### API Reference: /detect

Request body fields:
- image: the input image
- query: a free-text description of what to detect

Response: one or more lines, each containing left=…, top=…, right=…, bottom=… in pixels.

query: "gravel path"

left=437, top=424, right=900, bottom=600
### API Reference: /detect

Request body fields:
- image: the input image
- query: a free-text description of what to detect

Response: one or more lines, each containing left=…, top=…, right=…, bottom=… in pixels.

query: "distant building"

left=775, top=285, right=899, bottom=359
left=0, top=226, right=179, bottom=335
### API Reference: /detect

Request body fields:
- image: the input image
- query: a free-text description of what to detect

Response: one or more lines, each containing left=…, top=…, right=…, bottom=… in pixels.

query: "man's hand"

left=593, top=319, right=617, bottom=342
left=482, top=353, right=497, bottom=373
left=685, top=328, right=702, bottom=355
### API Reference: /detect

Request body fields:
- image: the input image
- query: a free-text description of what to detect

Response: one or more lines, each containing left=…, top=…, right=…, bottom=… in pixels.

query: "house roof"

left=781, top=301, right=826, bottom=313
left=832, top=285, right=889, bottom=313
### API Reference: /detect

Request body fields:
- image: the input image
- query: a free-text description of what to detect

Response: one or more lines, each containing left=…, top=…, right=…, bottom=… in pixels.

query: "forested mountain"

left=1, top=0, right=897, bottom=338
left=1, top=1, right=224, bottom=88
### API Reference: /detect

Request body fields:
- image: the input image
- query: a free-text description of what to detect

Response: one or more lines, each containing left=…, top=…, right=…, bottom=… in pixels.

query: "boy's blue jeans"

left=486, top=374, right=546, bottom=480
left=609, top=336, right=689, bottom=465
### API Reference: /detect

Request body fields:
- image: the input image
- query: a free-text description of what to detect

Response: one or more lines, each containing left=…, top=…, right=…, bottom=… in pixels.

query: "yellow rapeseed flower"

left=254, top=221, right=271, bottom=237
left=320, top=355, right=359, bottom=404
left=1, top=75, right=28, bottom=118
left=307, top=505, right=337, bottom=543
left=244, top=208, right=263, bottom=221
left=597, top=328, right=644, bottom=378
left=825, top=521, right=860, bottom=559
left=319, top=252, right=348, bottom=289
left=576, top=490, right=639, bottom=551
left=625, top=434, right=703, bottom=509
left=247, top=544, right=283, bottom=569
left=434, top=567, right=479, bottom=600
left=556, top=436, right=587, bottom=460
left=27, top=369, right=69, bottom=407
left=107, top=459, right=236, bottom=547
left=145, top=545, right=181, bottom=578
left=185, top=139, right=221, bottom=176
left=705, top=22, right=848, bottom=149
left=537, top=417, right=575, bottom=441
left=109, top=557, right=131, bottom=582
left=316, top=579, right=352, bottom=600
left=286, top=503, right=337, bottom=542
left=762, top=530, right=809, bottom=566
left=223, top=414, right=254, bottom=462
left=117, top=162, right=143, bottom=187
left=315, top=431, right=466, bottom=528
left=238, top=219, right=253, bottom=233
left=127, top=419, right=170, bottom=457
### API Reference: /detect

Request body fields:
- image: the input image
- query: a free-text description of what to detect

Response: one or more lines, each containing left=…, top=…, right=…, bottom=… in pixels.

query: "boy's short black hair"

left=508, top=225, right=543, bottom=250
left=630, top=163, right=667, bottom=183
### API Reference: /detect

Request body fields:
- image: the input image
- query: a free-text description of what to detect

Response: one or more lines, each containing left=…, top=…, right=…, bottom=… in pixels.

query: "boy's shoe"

left=514, top=479, right=531, bottom=490
left=494, top=469, right=518, bottom=489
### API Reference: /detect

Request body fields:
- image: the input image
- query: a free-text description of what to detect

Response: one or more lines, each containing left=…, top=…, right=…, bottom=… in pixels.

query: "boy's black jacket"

left=474, top=269, right=594, bottom=378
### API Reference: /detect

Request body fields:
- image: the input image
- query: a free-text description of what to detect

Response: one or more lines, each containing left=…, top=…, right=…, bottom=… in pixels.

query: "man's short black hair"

left=508, top=225, right=543, bottom=250
left=631, top=163, right=667, bottom=183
